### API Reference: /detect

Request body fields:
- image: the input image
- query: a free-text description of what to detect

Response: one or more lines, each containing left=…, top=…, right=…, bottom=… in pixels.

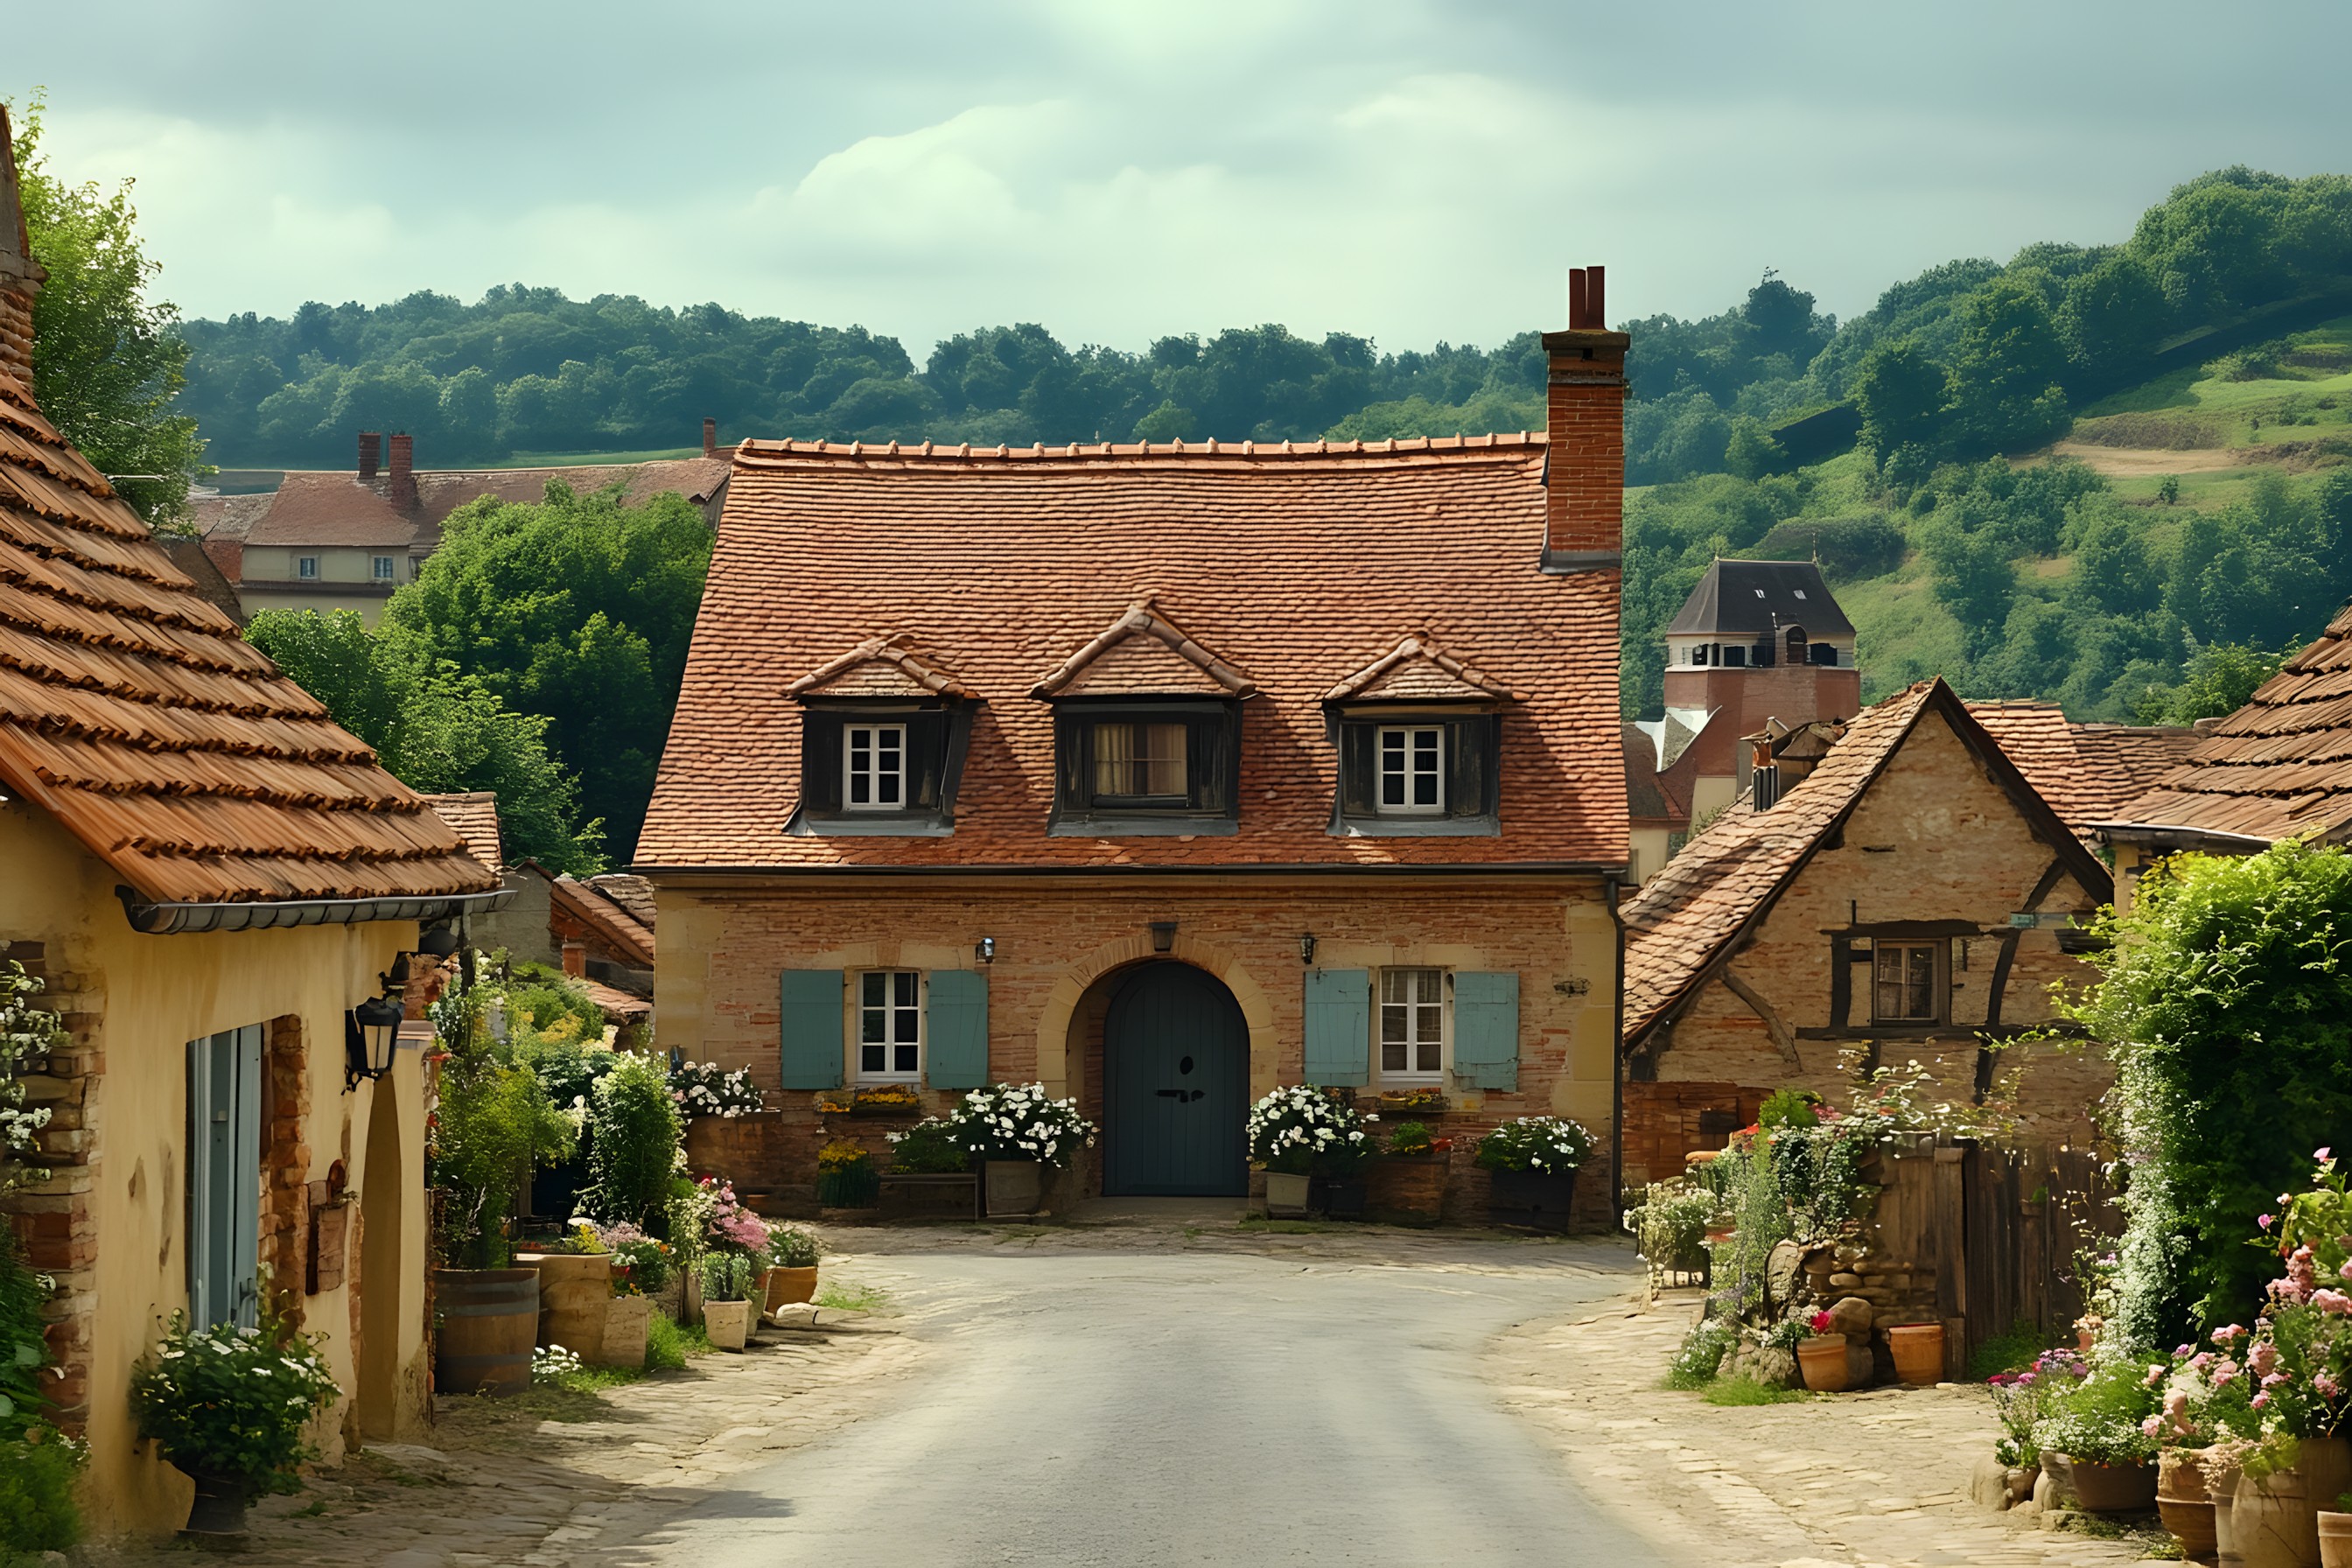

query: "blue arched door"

left=1104, top=963, right=1249, bottom=1196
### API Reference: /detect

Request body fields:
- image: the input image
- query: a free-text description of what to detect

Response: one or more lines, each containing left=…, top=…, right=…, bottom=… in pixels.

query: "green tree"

left=2058, top=254, right=2172, bottom=376
left=1943, top=276, right=2070, bottom=456
left=382, top=480, right=714, bottom=860
left=244, top=608, right=605, bottom=873
left=7, top=94, right=204, bottom=527
left=2131, top=640, right=2286, bottom=724
left=1851, top=338, right=1950, bottom=474
left=1721, top=416, right=1786, bottom=480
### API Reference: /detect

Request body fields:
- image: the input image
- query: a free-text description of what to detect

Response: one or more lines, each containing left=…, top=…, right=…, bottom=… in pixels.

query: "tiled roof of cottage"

left=2104, top=603, right=2352, bottom=845
left=1325, top=632, right=1522, bottom=704
left=640, top=433, right=1626, bottom=869
left=788, top=634, right=971, bottom=700
left=0, top=106, right=494, bottom=915
left=1620, top=680, right=2103, bottom=1044
left=584, top=872, right=656, bottom=932
left=1965, top=701, right=2200, bottom=842
left=420, top=790, right=504, bottom=868
left=547, top=870, right=655, bottom=967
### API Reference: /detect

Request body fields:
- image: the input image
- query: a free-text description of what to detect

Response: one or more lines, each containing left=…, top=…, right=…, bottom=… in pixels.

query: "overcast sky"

left=13, top=1, right=2351, bottom=357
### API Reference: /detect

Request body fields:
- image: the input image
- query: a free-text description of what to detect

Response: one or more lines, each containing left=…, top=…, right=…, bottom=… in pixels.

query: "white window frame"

left=1376, top=724, right=1446, bottom=816
left=855, top=969, right=924, bottom=1082
left=372, top=555, right=396, bottom=582
left=297, top=556, right=319, bottom=580
left=844, top=722, right=907, bottom=813
left=1872, top=940, right=1945, bottom=1025
left=1375, top=966, right=1450, bottom=1083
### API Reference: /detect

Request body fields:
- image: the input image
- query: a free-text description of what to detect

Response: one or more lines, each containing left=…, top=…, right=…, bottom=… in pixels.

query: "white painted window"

left=1378, top=968, right=1446, bottom=1080
left=844, top=723, right=906, bottom=811
left=1377, top=725, right=1445, bottom=816
left=1872, top=941, right=1943, bottom=1024
left=373, top=556, right=396, bottom=581
left=858, top=970, right=923, bottom=1080
left=297, top=556, right=318, bottom=580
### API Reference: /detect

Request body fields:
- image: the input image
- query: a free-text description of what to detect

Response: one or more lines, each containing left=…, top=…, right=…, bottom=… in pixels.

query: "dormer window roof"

left=788, top=634, right=971, bottom=702
left=1032, top=601, right=1254, bottom=700
left=1324, top=633, right=1523, bottom=706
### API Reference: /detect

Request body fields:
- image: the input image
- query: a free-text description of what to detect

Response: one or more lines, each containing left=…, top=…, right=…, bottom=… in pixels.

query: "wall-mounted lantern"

left=1298, top=934, right=1317, bottom=966
left=344, top=993, right=403, bottom=1091
left=976, top=936, right=997, bottom=964
left=1149, top=920, right=1178, bottom=954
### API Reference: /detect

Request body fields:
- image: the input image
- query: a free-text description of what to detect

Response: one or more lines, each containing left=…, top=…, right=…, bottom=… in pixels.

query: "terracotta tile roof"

left=787, top=634, right=971, bottom=700
left=640, top=433, right=1626, bottom=869
left=547, top=870, right=656, bottom=967
left=584, top=872, right=656, bottom=931
left=1032, top=600, right=1254, bottom=699
left=2106, top=603, right=2352, bottom=845
left=420, top=790, right=503, bottom=868
left=0, top=378, right=498, bottom=908
left=1324, top=632, right=1522, bottom=704
left=578, top=976, right=651, bottom=1022
left=156, top=537, right=245, bottom=626
left=1968, top=701, right=2202, bottom=841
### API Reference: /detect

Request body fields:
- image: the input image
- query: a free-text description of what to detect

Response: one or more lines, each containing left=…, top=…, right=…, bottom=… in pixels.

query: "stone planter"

left=598, top=1293, right=651, bottom=1370
left=514, top=1251, right=612, bottom=1363
left=703, top=1298, right=752, bottom=1352
left=984, top=1159, right=1046, bottom=1217
left=764, top=1265, right=819, bottom=1312
left=878, top=1171, right=981, bottom=1222
left=2160, top=1447, right=2219, bottom=1564
left=2317, top=1511, right=2352, bottom=1568
left=1795, top=1334, right=1850, bottom=1393
left=2208, top=1448, right=2248, bottom=1567
left=433, top=1267, right=539, bottom=1396
left=1488, top=1167, right=1578, bottom=1231
left=2237, top=1435, right=2352, bottom=1568
left=178, top=1466, right=248, bottom=1539
left=1367, top=1154, right=1449, bottom=1227
left=1313, top=1174, right=1368, bottom=1220
left=2070, top=1455, right=2160, bottom=1514
left=1886, top=1323, right=1946, bottom=1387
left=1264, top=1171, right=1312, bottom=1217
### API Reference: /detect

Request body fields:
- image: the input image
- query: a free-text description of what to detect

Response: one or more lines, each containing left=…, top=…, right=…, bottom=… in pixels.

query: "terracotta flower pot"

left=703, top=1298, right=752, bottom=1352
left=1796, top=1334, right=1850, bottom=1393
left=764, top=1265, right=818, bottom=1312
left=2208, top=1451, right=2247, bottom=1567
left=2239, top=1436, right=2352, bottom=1568
left=1886, top=1323, right=1946, bottom=1387
left=2160, top=1447, right=2219, bottom=1564
left=2317, top=1510, right=2352, bottom=1568
left=2071, top=1456, right=2160, bottom=1514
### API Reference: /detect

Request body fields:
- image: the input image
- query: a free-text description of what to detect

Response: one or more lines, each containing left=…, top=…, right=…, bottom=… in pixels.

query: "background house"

left=640, top=285, right=1635, bottom=1223
left=1617, top=679, right=2186, bottom=1186
left=0, top=112, right=505, bottom=1536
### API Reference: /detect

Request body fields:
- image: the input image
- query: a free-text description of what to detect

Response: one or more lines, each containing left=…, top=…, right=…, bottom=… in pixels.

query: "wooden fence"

left=1866, top=1136, right=2120, bottom=1379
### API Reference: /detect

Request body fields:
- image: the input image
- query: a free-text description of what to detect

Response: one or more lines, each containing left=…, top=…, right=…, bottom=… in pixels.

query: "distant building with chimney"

left=190, top=424, right=734, bottom=625
left=1624, top=558, right=1861, bottom=880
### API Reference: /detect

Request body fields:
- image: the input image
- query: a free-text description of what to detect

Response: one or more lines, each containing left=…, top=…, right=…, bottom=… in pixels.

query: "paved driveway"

left=628, top=1235, right=1684, bottom=1566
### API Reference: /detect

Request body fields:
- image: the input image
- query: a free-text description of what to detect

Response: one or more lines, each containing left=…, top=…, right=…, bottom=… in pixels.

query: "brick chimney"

left=1539, top=264, right=1630, bottom=572
left=561, top=940, right=586, bottom=980
left=0, top=104, right=46, bottom=388
left=388, top=432, right=417, bottom=513
left=358, top=430, right=382, bottom=481
left=702, top=417, right=718, bottom=458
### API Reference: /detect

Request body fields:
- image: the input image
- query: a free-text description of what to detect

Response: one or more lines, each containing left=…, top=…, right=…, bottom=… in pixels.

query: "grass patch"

left=2058, top=1510, right=2177, bottom=1555
left=815, top=1278, right=892, bottom=1312
left=1701, top=1376, right=1807, bottom=1406
left=645, top=1314, right=710, bottom=1372
left=1236, top=1217, right=1336, bottom=1235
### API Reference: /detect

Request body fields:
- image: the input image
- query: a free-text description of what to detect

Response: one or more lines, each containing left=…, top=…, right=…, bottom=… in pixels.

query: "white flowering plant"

left=128, top=1309, right=342, bottom=1495
left=1, top=960, right=63, bottom=1193
left=668, top=1060, right=765, bottom=1121
left=1474, top=1116, right=1598, bottom=1175
left=943, top=1083, right=1096, bottom=1168
left=1246, top=1085, right=1374, bottom=1176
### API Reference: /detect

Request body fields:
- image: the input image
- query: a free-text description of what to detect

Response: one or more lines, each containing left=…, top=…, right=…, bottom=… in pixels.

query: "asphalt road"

left=629, top=1240, right=1687, bottom=1567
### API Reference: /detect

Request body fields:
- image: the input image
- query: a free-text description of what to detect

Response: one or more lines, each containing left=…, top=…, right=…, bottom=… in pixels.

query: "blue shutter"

left=228, top=1026, right=262, bottom=1328
left=189, top=1025, right=262, bottom=1329
left=1452, top=971, right=1520, bottom=1091
left=778, top=970, right=844, bottom=1089
left=925, top=970, right=990, bottom=1090
left=1303, top=969, right=1370, bottom=1087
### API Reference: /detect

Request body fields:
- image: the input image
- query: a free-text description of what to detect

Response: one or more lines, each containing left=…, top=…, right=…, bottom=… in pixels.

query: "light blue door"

left=1104, top=964, right=1249, bottom=1197
left=188, top=1025, right=262, bottom=1329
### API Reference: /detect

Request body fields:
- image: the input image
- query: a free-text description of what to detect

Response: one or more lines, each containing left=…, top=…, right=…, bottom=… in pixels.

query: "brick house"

left=638, top=282, right=1634, bottom=1223
left=1617, top=679, right=2188, bottom=1185
left=2091, top=601, right=2352, bottom=911
left=0, top=114, right=503, bottom=1536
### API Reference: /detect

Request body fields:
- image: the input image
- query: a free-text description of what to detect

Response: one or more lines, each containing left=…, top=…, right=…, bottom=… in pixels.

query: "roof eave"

left=116, top=884, right=516, bottom=936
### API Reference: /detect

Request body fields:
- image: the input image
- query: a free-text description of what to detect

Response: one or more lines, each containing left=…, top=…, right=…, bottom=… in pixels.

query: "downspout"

left=1606, top=871, right=1628, bottom=1231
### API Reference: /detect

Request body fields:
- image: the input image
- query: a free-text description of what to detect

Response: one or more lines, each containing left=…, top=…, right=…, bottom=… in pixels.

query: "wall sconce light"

left=1298, top=933, right=1317, bottom=965
left=344, top=992, right=403, bottom=1092
left=976, top=936, right=996, bottom=964
left=1148, top=920, right=1178, bottom=954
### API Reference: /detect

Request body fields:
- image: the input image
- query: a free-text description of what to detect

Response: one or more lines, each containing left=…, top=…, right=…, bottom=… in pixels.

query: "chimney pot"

left=358, top=430, right=382, bottom=482
left=387, top=432, right=417, bottom=513
left=1568, top=268, right=1590, bottom=331
left=1586, top=265, right=1606, bottom=330
left=560, top=940, right=586, bottom=980
left=702, top=417, right=718, bottom=458
left=1538, top=266, right=1628, bottom=569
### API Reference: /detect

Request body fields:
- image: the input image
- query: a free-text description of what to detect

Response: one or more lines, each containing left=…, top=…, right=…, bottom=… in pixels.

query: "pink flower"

left=2141, top=1416, right=2164, bottom=1438
left=2254, top=1391, right=2273, bottom=1410
left=2261, top=1214, right=2277, bottom=1231
left=2144, top=1362, right=2168, bottom=1386
left=2251, top=1341, right=2280, bottom=1376
left=2320, top=1148, right=2334, bottom=1163
left=2316, top=1290, right=2352, bottom=1315
left=2215, top=1325, right=2249, bottom=1346
left=2341, top=1259, right=2352, bottom=1283
left=2318, top=1373, right=2342, bottom=1400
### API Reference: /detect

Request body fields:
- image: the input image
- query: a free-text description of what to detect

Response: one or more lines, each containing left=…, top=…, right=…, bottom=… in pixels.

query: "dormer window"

left=844, top=722, right=906, bottom=811
left=1324, top=634, right=1515, bottom=838
left=1378, top=725, right=1446, bottom=815
left=785, top=636, right=976, bottom=837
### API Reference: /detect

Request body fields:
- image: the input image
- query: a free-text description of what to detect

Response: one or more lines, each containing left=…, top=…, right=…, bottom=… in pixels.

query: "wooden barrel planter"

left=877, top=1172, right=980, bottom=1222
left=1488, top=1168, right=1578, bottom=1231
left=517, top=1252, right=612, bottom=1362
left=433, top=1268, right=538, bottom=1396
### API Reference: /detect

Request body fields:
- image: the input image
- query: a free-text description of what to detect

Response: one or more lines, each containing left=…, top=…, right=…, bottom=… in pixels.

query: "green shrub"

left=1473, top=1116, right=1596, bottom=1174
left=432, top=1056, right=574, bottom=1268
left=129, top=1309, right=341, bottom=1496
left=643, top=1313, right=708, bottom=1372
left=1628, top=1180, right=1715, bottom=1278
left=888, top=1117, right=970, bottom=1174
left=2031, top=1357, right=2160, bottom=1465
left=1704, top=1376, right=1807, bottom=1407
left=766, top=1224, right=820, bottom=1269
left=1666, top=1320, right=1735, bottom=1390
left=1385, top=1120, right=1438, bottom=1157
left=1969, top=1321, right=2061, bottom=1382
left=1758, top=1088, right=1820, bottom=1130
left=585, top=1054, right=682, bottom=1229
left=0, top=1427, right=82, bottom=1556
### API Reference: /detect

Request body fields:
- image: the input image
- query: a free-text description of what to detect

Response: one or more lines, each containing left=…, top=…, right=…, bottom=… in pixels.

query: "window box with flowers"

left=940, top=1084, right=1096, bottom=1218
left=1367, top=1121, right=1453, bottom=1227
left=847, top=1082, right=924, bottom=1117
left=876, top=1116, right=981, bottom=1222
left=1376, top=1087, right=1451, bottom=1116
left=1476, top=1116, right=1596, bottom=1231
left=1246, top=1085, right=1374, bottom=1217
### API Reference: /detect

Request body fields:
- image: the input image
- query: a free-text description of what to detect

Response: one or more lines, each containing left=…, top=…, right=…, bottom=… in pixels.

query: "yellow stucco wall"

left=0, top=797, right=432, bottom=1536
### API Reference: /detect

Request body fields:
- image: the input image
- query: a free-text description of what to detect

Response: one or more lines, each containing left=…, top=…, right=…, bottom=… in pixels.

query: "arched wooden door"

left=1103, top=962, right=1249, bottom=1197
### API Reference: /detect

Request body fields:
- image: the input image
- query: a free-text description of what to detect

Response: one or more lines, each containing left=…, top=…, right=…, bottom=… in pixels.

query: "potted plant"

left=1367, top=1120, right=1452, bottom=1227
left=2031, top=1357, right=2162, bottom=1513
left=1796, top=1308, right=1850, bottom=1393
left=1247, top=1086, right=1372, bottom=1217
left=2320, top=1490, right=2352, bottom=1568
left=1627, top=1180, right=1716, bottom=1291
left=849, top=1082, right=922, bottom=1116
left=763, top=1223, right=822, bottom=1314
left=516, top=1220, right=614, bottom=1365
left=587, top=1222, right=668, bottom=1369
left=942, top=1083, right=1096, bottom=1217
left=1475, top=1116, right=1596, bottom=1230
left=878, top=1116, right=982, bottom=1221
left=696, top=1177, right=768, bottom=1349
left=1985, top=1349, right=2085, bottom=1510
left=816, top=1140, right=881, bottom=1208
left=129, top=1309, right=342, bottom=1536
